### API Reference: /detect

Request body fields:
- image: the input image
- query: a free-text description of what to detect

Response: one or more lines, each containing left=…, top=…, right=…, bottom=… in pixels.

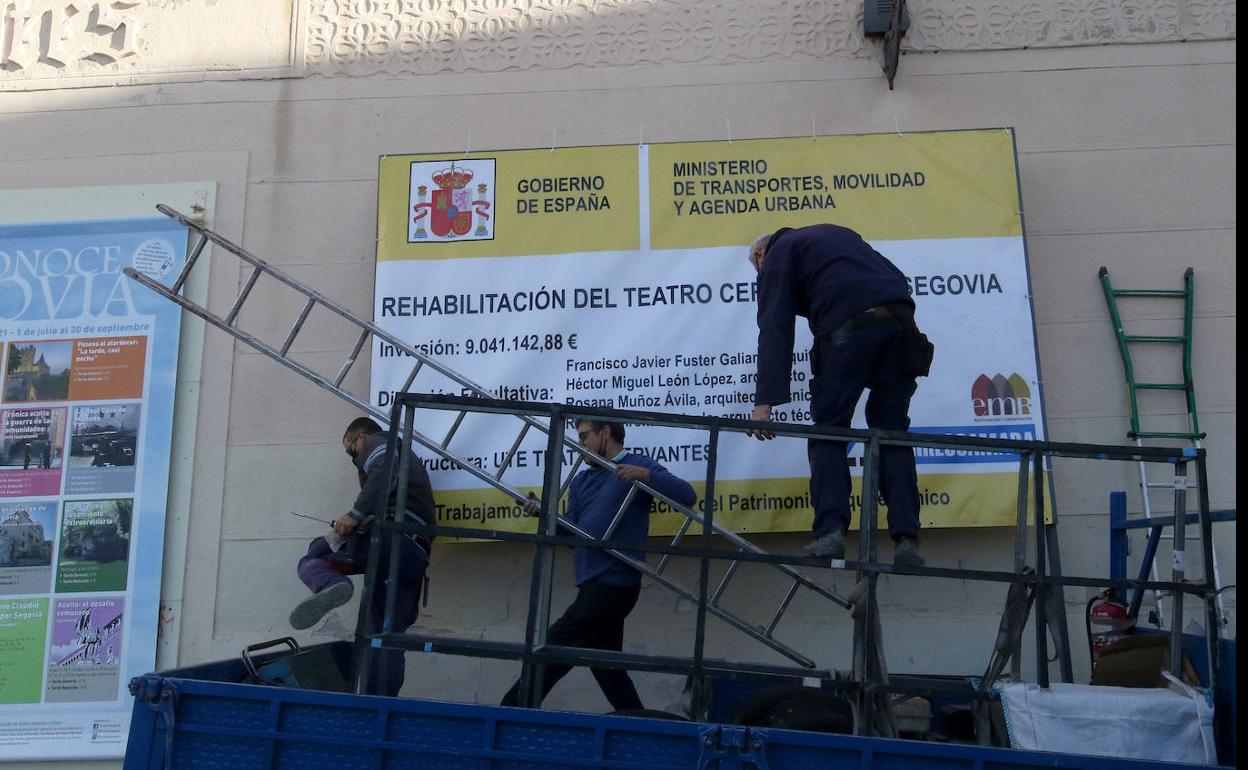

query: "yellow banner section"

left=649, top=130, right=1022, bottom=249
left=378, top=146, right=639, bottom=260
left=429, top=471, right=1047, bottom=543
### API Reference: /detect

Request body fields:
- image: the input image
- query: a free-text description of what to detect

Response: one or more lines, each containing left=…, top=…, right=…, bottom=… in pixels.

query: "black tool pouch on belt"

left=900, top=324, right=935, bottom=377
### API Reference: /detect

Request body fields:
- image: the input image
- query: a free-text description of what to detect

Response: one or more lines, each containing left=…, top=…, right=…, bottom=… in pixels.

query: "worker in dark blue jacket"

left=746, top=224, right=929, bottom=568
left=501, top=419, right=696, bottom=711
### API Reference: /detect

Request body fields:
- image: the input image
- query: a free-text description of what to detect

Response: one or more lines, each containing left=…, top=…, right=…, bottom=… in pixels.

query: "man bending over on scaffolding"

left=289, top=416, right=435, bottom=696
left=746, top=225, right=932, bottom=568
left=501, top=419, right=696, bottom=711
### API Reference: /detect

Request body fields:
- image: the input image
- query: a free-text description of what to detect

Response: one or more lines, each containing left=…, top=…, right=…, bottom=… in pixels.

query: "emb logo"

left=408, top=159, right=495, bottom=243
left=971, top=373, right=1032, bottom=419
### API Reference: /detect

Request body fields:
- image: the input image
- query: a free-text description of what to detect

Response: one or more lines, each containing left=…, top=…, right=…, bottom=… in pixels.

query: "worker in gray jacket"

left=290, top=416, right=434, bottom=696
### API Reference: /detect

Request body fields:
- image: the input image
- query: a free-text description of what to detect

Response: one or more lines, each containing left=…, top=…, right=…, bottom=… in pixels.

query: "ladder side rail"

left=1098, top=267, right=1143, bottom=436
left=1181, top=268, right=1202, bottom=438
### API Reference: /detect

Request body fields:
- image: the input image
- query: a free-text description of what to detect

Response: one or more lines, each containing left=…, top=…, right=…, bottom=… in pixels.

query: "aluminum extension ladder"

left=126, top=204, right=855, bottom=669
left=1098, top=266, right=1226, bottom=630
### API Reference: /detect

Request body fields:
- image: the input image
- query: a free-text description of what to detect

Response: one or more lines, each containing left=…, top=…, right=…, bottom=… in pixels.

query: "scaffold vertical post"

left=519, top=405, right=565, bottom=708
left=1168, top=460, right=1187, bottom=676
left=1033, top=452, right=1049, bottom=689
left=692, top=428, right=719, bottom=712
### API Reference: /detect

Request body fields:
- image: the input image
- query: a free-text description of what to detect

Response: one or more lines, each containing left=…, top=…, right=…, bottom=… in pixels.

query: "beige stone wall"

left=0, top=2, right=1236, bottom=765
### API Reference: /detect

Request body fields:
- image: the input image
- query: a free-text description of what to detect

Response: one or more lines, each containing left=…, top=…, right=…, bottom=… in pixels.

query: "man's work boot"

left=802, top=528, right=846, bottom=559
left=893, top=536, right=925, bottom=569
left=289, top=580, right=353, bottom=630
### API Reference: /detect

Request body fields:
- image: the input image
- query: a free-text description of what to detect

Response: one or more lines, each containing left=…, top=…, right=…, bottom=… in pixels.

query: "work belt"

left=819, top=301, right=913, bottom=339
left=400, top=510, right=434, bottom=556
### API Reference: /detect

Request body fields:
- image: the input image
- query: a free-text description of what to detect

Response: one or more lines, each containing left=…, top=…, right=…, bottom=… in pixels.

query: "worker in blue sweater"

left=501, top=418, right=696, bottom=711
left=746, top=225, right=933, bottom=568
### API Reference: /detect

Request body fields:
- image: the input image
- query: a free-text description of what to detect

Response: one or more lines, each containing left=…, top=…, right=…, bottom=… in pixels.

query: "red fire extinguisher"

left=1086, top=590, right=1134, bottom=668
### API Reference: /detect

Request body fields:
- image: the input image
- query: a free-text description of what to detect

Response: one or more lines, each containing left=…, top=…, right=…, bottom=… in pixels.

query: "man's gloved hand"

left=521, top=492, right=541, bottom=517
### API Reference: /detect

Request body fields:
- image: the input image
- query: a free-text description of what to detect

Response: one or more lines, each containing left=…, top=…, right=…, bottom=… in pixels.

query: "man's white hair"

left=748, top=231, right=773, bottom=270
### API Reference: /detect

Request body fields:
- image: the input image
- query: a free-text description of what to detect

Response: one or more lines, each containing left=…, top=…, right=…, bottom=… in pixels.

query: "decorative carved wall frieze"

left=304, top=0, right=1235, bottom=78
left=0, top=0, right=1235, bottom=84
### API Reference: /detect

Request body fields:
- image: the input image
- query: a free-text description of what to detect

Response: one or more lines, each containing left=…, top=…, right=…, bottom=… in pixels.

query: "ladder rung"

left=1144, top=481, right=1195, bottom=489
left=710, top=560, right=741, bottom=606
left=602, top=485, right=638, bottom=541
left=1131, top=431, right=1203, bottom=440
left=1123, top=335, right=1185, bottom=344
left=171, top=233, right=209, bottom=294
left=440, top=411, right=467, bottom=449
left=400, top=360, right=423, bottom=392
left=492, top=424, right=531, bottom=481
left=333, top=328, right=371, bottom=387
left=1111, top=289, right=1186, bottom=298
left=1133, top=383, right=1186, bottom=391
left=224, top=265, right=263, bottom=325
left=280, top=297, right=316, bottom=355
left=655, top=518, right=693, bottom=576
left=764, top=580, right=801, bottom=638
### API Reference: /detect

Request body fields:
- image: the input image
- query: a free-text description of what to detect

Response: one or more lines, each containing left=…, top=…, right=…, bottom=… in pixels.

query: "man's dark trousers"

left=298, top=531, right=427, bottom=696
left=808, top=315, right=921, bottom=540
left=501, top=580, right=643, bottom=710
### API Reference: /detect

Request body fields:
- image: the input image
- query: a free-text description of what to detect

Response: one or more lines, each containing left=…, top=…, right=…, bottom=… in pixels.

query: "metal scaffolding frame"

left=355, top=393, right=1223, bottom=740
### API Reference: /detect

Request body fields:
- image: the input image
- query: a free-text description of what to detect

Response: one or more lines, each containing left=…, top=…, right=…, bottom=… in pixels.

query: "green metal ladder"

left=1098, top=267, right=1225, bottom=629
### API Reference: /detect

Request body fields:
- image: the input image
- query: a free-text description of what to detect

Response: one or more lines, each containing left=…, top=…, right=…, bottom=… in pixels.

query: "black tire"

left=608, top=708, right=689, bottom=721
left=729, top=684, right=854, bottom=734
left=729, top=684, right=809, bottom=727
left=765, top=691, right=854, bottom=735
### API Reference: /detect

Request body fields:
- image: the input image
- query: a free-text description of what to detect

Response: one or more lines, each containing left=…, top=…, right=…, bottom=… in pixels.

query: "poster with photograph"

left=0, top=216, right=186, bottom=759
left=64, top=404, right=140, bottom=495
left=44, top=597, right=124, bottom=703
left=55, top=499, right=132, bottom=593
left=0, top=501, right=57, bottom=595
left=0, top=406, right=67, bottom=497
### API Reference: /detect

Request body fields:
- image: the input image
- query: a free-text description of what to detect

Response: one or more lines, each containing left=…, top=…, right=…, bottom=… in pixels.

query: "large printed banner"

left=0, top=218, right=184, bottom=760
left=372, top=130, right=1045, bottom=537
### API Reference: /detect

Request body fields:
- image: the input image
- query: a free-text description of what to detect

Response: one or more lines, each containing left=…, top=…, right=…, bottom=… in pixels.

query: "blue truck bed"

left=123, top=642, right=1215, bottom=770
